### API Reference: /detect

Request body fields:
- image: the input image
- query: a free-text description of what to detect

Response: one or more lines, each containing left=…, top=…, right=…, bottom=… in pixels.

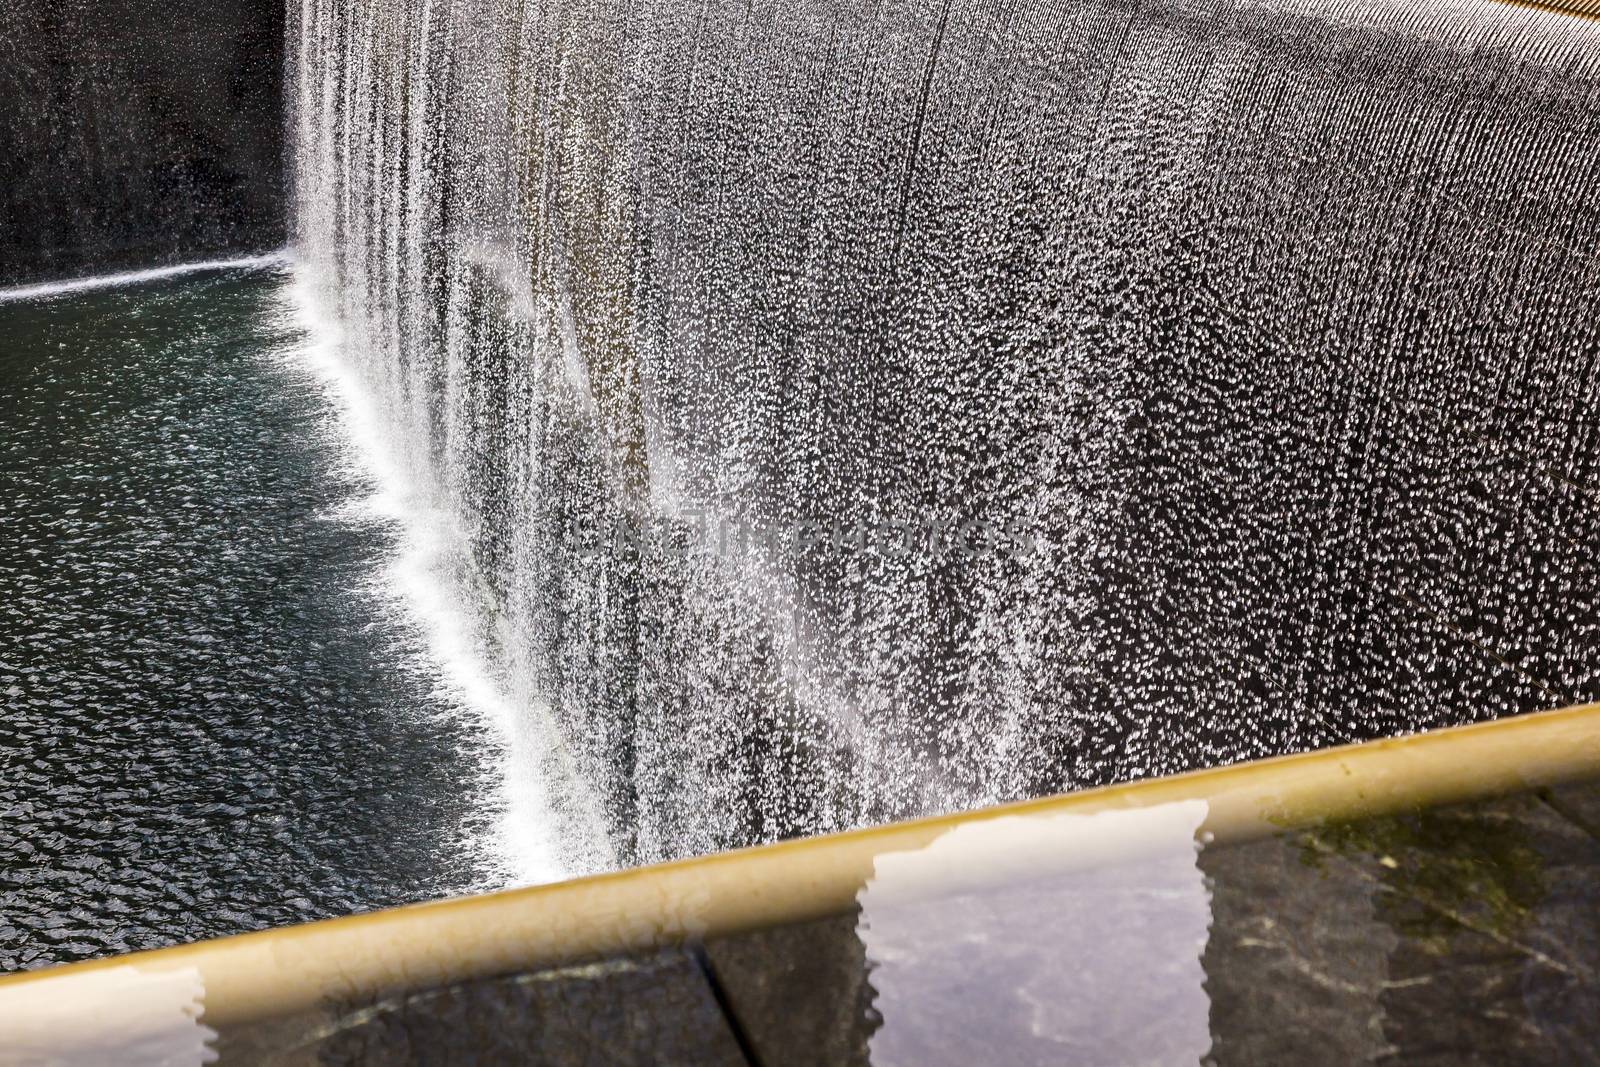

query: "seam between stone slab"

left=693, top=945, right=766, bottom=1067
left=1536, top=789, right=1600, bottom=846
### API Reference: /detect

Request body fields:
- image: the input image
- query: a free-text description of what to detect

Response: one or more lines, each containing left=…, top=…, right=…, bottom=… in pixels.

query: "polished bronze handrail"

left=1, top=701, right=1597, bottom=1033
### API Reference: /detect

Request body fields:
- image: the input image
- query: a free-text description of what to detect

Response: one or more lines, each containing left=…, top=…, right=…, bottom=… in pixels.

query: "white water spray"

left=271, top=261, right=614, bottom=887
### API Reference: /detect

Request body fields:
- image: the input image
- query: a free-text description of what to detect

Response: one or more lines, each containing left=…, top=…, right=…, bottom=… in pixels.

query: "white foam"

left=0, top=254, right=288, bottom=304
left=270, top=260, right=589, bottom=888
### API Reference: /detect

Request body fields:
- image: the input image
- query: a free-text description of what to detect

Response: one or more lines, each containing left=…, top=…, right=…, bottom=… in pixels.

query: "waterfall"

left=287, top=0, right=1600, bottom=872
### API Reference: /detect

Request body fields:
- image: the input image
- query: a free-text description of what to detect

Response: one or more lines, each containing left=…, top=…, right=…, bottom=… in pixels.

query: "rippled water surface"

left=0, top=265, right=492, bottom=970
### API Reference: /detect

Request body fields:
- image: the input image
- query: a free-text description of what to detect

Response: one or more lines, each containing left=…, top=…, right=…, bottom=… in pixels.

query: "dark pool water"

left=0, top=264, right=491, bottom=970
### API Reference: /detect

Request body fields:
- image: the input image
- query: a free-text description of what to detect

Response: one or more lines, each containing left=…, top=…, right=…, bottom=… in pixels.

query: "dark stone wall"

left=0, top=0, right=284, bottom=286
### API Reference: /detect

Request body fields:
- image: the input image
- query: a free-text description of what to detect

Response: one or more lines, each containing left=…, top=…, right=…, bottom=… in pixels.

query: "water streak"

left=0, top=255, right=288, bottom=305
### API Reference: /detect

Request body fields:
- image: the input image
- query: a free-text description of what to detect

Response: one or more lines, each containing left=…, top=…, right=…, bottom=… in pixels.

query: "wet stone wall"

left=0, top=0, right=285, bottom=286
left=290, top=0, right=1600, bottom=869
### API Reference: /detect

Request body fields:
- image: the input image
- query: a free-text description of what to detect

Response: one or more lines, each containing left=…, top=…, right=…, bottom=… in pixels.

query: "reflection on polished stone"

left=1204, top=786, right=1600, bottom=1065
left=700, top=781, right=1600, bottom=1067
left=3, top=777, right=1597, bottom=1064
left=857, top=803, right=1211, bottom=1066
